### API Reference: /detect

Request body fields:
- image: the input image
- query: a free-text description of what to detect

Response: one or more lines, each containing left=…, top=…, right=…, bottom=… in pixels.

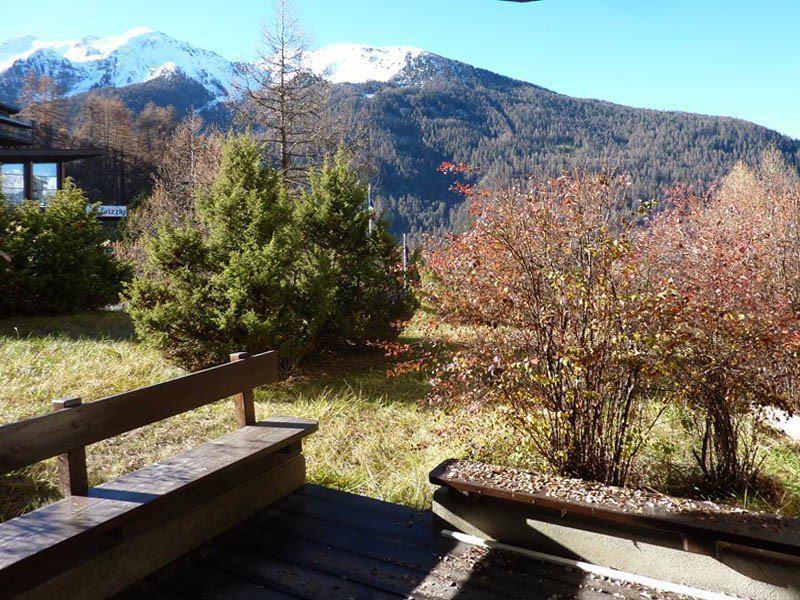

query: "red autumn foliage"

left=637, top=155, right=800, bottom=493
left=438, top=161, right=484, bottom=198
left=425, top=153, right=800, bottom=495
left=425, top=170, right=670, bottom=486
left=437, top=161, right=474, bottom=175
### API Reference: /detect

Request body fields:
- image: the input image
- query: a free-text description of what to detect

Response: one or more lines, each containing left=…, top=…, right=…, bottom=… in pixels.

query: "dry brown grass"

left=1, top=310, right=797, bottom=522
left=0, top=311, right=516, bottom=521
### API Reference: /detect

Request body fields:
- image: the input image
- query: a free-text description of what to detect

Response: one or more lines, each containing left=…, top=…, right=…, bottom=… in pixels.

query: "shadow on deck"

left=120, top=485, right=650, bottom=600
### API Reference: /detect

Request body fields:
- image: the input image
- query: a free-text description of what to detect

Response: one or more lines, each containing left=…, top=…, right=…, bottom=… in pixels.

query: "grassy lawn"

left=1, top=310, right=798, bottom=522
left=0, top=311, right=519, bottom=521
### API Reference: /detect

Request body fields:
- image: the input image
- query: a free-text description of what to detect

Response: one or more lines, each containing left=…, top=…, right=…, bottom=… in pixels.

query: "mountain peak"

left=0, top=28, right=239, bottom=103
left=0, top=28, right=159, bottom=70
left=308, top=43, right=426, bottom=84
left=63, top=27, right=160, bottom=63
left=71, top=27, right=156, bottom=60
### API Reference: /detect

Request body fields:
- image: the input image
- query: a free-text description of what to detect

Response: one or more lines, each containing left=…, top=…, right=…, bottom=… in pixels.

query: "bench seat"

left=0, top=417, right=317, bottom=598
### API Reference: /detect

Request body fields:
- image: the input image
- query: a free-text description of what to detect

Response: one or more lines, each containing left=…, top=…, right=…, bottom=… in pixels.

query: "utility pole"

left=367, top=183, right=375, bottom=235
left=402, top=233, right=408, bottom=287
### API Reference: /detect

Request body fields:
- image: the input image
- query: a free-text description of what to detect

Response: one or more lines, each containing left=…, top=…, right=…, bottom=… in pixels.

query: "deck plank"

left=113, top=580, right=190, bottom=600
left=252, top=505, right=613, bottom=599
left=273, top=491, right=435, bottom=544
left=220, top=523, right=508, bottom=600
left=154, top=562, right=299, bottom=599
left=203, top=546, right=401, bottom=600
left=299, top=484, right=424, bottom=520
left=264, top=490, right=635, bottom=598
left=122, top=485, right=671, bottom=600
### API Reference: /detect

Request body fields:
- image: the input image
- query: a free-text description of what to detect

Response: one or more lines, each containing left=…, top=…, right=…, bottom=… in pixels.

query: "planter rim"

left=429, top=459, right=800, bottom=560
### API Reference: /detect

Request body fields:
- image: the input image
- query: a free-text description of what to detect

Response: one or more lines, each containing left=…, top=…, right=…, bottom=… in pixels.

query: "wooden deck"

left=119, top=485, right=674, bottom=600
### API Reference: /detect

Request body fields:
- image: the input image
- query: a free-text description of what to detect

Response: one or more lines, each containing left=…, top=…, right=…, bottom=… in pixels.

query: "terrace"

left=119, top=484, right=661, bottom=600
left=0, top=102, right=33, bottom=147
left=0, top=350, right=796, bottom=600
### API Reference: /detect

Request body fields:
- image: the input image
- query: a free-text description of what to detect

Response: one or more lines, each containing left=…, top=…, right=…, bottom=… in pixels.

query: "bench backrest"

left=0, top=350, right=278, bottom=495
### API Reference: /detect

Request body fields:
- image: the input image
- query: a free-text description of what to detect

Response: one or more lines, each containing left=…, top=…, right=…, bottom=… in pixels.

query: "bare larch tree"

left=237, top=0, right=327, bottom=184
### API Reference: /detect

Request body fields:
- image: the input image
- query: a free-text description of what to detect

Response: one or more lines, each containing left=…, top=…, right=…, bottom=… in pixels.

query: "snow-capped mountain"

left=306, top=44, right=424, bottom=84
left=0, top=29, right=436, bottom=107
left=0, top=28, right=241, bottom=104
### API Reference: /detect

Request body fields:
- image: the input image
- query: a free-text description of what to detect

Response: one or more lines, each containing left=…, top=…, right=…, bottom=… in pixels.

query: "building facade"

left=0, top=101, right=102, bottom=206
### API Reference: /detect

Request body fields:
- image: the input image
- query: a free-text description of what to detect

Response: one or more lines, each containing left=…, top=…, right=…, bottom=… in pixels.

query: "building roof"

left=0, top=148, right=104, bottom=162
left=0, top=113, right=32, bottom=129
left=0, top=101, right=22, bottom=115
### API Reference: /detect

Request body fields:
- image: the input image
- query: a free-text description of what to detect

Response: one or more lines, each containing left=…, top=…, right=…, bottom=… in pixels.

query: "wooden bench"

left=0, top=351, right=318, bottom=600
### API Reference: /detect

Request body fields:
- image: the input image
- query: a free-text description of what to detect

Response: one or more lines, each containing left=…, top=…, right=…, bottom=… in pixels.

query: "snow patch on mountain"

left=69, top=27, right=156, bottom=61
left=307, top=43, right=424, bottom=84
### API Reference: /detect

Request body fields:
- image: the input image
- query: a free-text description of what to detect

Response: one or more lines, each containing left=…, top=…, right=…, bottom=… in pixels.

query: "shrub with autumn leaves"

left=637, top=152, right=800, bottom=494
left=426, top=155, right=800, bottom=495
left=425, top=171, right=673, bottom=487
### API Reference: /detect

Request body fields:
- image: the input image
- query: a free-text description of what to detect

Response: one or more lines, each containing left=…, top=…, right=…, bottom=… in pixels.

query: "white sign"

left=96, top=205, right=127, bottom=218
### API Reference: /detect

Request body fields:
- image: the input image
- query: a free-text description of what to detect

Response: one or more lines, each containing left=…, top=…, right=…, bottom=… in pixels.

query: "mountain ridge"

left=0, top=28, right=240, bottom=105
left=2, top=29, right=799, bottom=237
left=0, top=29, right=449, bottom=108
left=1, top=28, right=796, bottom=139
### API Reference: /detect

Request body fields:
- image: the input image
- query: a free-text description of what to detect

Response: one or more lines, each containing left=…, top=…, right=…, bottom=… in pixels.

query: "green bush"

left=0, top=181, right=130, bottom=317
left=297, top=152, right=417, bottom=346
left=126, top=137, right=415, bottom=369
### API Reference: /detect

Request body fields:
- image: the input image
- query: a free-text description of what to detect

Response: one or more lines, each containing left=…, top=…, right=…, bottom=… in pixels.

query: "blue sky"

left=3, top=0, right=799, bottom=138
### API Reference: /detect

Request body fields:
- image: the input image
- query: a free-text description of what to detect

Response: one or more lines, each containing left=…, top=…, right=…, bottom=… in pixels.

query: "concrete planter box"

left=430, top=460, right=800, bottom=600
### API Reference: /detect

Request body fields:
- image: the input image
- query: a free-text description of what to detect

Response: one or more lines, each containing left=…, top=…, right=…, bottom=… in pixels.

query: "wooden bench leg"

left=52, top=397, right=89, bottom=497
left=229, top=353, right=257, bottom=427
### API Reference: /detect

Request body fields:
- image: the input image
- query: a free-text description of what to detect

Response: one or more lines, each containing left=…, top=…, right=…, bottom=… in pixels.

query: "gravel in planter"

left=441, top=460, right=800, bottom=536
